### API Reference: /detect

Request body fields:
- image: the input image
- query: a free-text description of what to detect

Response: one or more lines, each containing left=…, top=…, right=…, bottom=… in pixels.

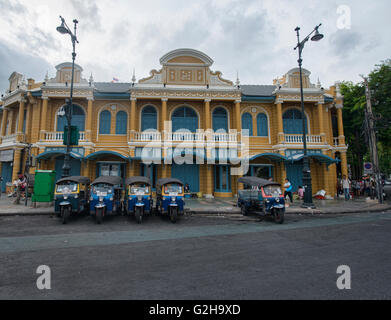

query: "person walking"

left=342, top=175, right=351, bottom=200
left=284, top=178, right=293, bottom=203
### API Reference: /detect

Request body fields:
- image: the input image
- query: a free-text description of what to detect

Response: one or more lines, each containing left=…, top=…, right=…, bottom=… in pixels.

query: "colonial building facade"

left=0, top=48, right=348, bottom=197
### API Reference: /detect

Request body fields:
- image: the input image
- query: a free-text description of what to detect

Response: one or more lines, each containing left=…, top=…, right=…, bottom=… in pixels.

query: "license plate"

left=97, top=191, right=107, bottom=197
left=169, top=192, right=178, bottom=196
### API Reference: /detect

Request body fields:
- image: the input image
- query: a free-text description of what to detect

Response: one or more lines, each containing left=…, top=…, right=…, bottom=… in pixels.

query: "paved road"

left=0, top=211, right=390, bottom=299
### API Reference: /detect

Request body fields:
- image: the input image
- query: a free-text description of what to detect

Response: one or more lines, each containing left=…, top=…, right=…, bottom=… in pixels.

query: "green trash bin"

left=31, top=170, right=56, bottom=202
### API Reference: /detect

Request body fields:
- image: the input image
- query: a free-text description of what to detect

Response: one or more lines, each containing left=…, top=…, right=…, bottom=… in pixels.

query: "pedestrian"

left=342, top=175, right=351, bottom=200
left=297, top=186, right=304, bottom=200
left=284, top=178, right=293, bottom=203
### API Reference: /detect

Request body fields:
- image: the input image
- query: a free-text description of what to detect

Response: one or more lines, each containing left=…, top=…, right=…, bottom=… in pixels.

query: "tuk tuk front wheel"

left=96, top=208, right=103, bottom=224
left=170, top=206, right=178, bottom=223
left=135, top=207, right=143, bottom=224
left=273, top=208, right=284, bottom=224
left=62, top=207, right=70, bottom=224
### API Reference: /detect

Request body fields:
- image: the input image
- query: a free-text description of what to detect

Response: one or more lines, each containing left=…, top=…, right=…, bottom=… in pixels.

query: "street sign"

left=364, top=162, right=373, bottom=175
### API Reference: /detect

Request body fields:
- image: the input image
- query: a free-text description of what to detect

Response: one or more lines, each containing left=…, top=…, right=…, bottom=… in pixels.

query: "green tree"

left=341, top=59, right=391, bottom=178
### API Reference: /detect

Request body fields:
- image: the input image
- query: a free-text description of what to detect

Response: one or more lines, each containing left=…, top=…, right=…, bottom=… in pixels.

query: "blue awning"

left=36, top=150, right=84, bottom=160
left=85, top=150, right=130, bottom=161
left=249, top=153, right=287, bottom=162
left=285, top=153, right=339, bottom=165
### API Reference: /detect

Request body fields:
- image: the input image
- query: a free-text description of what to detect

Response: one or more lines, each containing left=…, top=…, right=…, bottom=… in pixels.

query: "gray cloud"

left=329, top=30, right=362, bottom=56
left=0, top=42, right=51, bottom=93
left=69, top=0, right=102, bottom=32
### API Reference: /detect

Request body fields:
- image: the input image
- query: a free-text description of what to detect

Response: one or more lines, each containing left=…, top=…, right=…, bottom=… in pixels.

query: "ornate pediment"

left=47, top=62, right=87, bottom=84
left=139, top=48, right=233, bottom=87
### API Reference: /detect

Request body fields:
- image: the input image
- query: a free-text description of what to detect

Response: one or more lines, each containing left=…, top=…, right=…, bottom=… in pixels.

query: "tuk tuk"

left=237, top=176, right=285, bottom=224
left=125, top=176, right=153, bottom=224
left=90, top=176, right=123, bottom=224
left=155, top=178, right=185, bottom=223
left=54, top=176, right=91, bottom=224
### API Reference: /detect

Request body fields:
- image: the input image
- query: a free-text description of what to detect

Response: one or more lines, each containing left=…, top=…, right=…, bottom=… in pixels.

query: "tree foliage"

left=341, top=59, right=391, bottom=177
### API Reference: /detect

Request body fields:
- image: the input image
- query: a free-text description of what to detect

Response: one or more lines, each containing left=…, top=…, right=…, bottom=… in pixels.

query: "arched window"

left=57, top=104, right=85, bottom=131
left=115, top=111, right=127, bottom=134
left=99, top=110, right=111, bottom=134
left=283, top=109, right=308, bottom=134
left=256, top=113, right=268, bottom=136
left=172, top=106, right=198, bottom=132
left=212, top=107, right=228, bottom=132
left=141, top=105, right=157, bottom=131
left=241, top=112, right=253, bottom=136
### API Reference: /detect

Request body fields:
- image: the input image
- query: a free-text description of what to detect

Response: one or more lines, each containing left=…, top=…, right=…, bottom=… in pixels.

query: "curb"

left=1, top=205, right=390, bottom=217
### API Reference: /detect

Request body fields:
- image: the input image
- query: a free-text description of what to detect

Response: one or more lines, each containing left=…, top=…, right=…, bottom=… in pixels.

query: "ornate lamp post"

left=56, top=16, right=79, bottom=177
left=294, top=23, right=324, bottom=208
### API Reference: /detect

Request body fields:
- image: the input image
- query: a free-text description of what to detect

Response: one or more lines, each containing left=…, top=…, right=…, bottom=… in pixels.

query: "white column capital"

left=161, top=98, right=168, bottom=102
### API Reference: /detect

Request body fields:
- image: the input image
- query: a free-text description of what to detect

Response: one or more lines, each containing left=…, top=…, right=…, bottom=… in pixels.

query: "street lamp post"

left=56, top=16, right=79, bottom=178
left=294, top=24, right=324, bottom=208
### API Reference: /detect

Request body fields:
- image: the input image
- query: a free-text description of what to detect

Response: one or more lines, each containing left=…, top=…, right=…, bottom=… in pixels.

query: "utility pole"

left=362, top=76, right=383, bottom=203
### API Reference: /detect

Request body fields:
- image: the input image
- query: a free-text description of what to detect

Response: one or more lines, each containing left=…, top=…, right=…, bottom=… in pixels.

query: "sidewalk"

left=0, top=194, right=390, bottom=216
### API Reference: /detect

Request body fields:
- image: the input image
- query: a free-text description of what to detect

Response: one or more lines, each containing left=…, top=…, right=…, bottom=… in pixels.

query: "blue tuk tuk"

left=155, top=178, right=185, bottom=223
left=237, top=176, right=285, bottom=224
left=54, top=176, right=91, bottom=224
left=125, top=176, right=153, bottom=224
left=90, top=176, right=123, bottom=224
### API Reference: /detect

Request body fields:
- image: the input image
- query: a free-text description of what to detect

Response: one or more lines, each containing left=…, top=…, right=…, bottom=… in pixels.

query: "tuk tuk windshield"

left=263, top=185, right=282, bottom=197
left=130, top=185, right=149, bottom=195
left=92, top=184, right=113, bottom=195
left=56, top=183, right=78, bottom=193
left=164, top=184, right=183, bottom=194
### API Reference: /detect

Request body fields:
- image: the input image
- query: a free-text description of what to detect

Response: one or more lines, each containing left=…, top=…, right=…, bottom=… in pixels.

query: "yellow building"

left=0, top=48, right=348, bottom=197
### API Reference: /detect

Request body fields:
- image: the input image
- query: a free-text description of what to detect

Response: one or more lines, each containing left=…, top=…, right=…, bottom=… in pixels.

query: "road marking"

left=0, top=213, right=390, bottom=254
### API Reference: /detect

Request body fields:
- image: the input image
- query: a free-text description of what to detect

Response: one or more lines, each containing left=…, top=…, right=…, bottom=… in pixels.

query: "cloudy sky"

left=0, top=0, right=390, bottom=93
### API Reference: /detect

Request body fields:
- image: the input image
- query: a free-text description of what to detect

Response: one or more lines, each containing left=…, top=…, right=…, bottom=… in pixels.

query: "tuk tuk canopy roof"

left=56, top=176, right=91, bottom=185
left=91, top=176, right=122, bottom=186
left=238, top=176, right=281, bottom=187
left=125, top=176, right=151, bottom=186
left=156, top=178, right=184, bottom=188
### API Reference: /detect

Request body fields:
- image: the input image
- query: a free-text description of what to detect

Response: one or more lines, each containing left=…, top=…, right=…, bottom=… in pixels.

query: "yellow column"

left=40, top=97, right=48, bottom=132
left=12, top=149, right=22, bottom=182
left=1, top=108, right=8, bottom=136
left=17, top=99, right=25, bottom=134
left=161, top=98, right=169, bottom=178
left=276, top=100, right=284, bottom=143
left=204, top=99, right=211, bottom=129
left=25, top=102, right=32, bottom=140
left=340, top=151, right=348, bottom=177
left=130, top=98, right=137, bottom=131
left=86, top=98, right=93, bottom=140
left=235, top=100, right=241, bottom=131
left=336, top=106, right=345, bottom=145
left=317, top=102, right=325, bottom=143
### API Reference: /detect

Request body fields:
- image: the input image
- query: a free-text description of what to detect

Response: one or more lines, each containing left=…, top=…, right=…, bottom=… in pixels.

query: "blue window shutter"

left=99, top=110, right=111, bottom=134
left=57, top=105, right=85, bottom=131
left=213, top=107, right=228, bottom=132
left=241, top=113, right=253, bottom=136
left=115, top=111, right=127, bottom=134
left=141, top=106, right=157, bottom=131
left=283, top=109, right=308, bottom=134
left=172, top=107, right=198, bottom=132
left=257, top=113, right=268, bottom=136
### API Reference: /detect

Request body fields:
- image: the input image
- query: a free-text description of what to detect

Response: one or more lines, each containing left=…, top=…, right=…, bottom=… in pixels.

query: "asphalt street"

left=0, top=211, right=390, bottom=299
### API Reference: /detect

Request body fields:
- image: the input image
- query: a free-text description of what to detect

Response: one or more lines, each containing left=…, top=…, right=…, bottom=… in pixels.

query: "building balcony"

left=0, top=133, right=25, bottom=145
left=130, top=131, right=240, bottom=143
left=283, top=134, right=323, bottom=144
left=40, top=131, right=87, bottom=143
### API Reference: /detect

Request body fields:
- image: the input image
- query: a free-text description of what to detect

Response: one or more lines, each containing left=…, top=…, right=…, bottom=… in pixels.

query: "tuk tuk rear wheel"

left=241, top=205, right=248, bottom=216
left=96, top=208, right=103, bottom=224
left=274, top=208, right=284, bottom=224
left=62, top=207, right=70, bottom=224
